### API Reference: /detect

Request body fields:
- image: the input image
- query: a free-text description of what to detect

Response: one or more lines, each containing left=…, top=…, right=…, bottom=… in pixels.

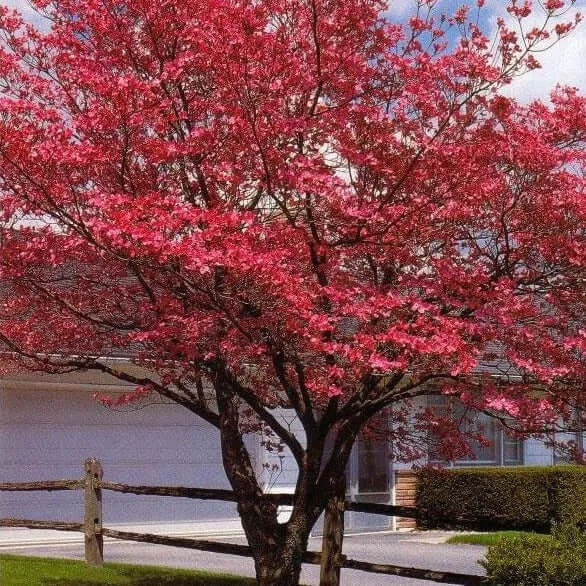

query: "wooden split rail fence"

left=0, top=458, right=484, bottom=585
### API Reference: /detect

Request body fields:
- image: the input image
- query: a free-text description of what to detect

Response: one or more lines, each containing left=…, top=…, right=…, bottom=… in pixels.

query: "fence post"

left=319, top=478, right=346, bottom=586
left=84, top=457, right=103, bottom=566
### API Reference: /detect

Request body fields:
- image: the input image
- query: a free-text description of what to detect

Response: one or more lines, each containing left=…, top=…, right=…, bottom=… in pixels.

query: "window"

left=503, top=434, right=524, bottom=465
left=428, top=395, right=523, bottom=466
left=357, top=437, right=389, bottom=493
left=553, top=432, right=585, bottom=464
left=553, top=408, right=585, bottom=464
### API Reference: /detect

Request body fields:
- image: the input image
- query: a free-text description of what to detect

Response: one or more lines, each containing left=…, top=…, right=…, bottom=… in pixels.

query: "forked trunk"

left=246, top=520, right=309, bottom=586
left=254, top=543, right=304, bottom=586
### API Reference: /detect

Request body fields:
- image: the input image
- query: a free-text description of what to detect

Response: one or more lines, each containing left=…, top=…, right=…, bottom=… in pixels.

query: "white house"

left=0, top=368, right=578, bottom=546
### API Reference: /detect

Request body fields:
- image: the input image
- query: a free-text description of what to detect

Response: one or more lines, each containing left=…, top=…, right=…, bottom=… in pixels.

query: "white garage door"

left=0, top=374, right=244, bottom=544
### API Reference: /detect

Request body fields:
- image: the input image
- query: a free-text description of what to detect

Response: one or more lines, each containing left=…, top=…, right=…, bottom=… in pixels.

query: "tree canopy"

left=0, top=1, right=585, bottom=583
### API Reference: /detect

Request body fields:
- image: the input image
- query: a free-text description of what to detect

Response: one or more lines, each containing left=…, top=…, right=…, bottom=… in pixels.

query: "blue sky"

left=3, top=0, right=586, bottom=103
left=389, top=0, right=586, bottom=103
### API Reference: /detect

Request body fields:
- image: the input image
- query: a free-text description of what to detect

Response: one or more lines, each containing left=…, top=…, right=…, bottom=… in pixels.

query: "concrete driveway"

left=1, top=531, right=487, bottom=585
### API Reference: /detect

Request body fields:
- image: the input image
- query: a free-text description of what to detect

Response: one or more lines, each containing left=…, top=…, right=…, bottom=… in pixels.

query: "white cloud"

left=507, top=32, right=586, bottom=102
left=488, top=2, right=586, bottom=103
left=505, top=9, right=586, bottom=103
left=387, top=0, right=418, bottom=17
left=3, top=0, right=48, bottom=28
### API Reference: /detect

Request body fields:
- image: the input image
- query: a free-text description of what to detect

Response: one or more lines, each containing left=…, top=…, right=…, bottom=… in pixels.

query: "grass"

left=0, top=554, right=257, bottom=585
left=446, top=531, right=542, bottom=546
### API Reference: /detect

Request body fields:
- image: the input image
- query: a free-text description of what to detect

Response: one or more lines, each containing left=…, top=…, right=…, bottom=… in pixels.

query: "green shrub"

left=551, top=467, right=586, bottom=529
left=481, top=523, right=586, bottom=586
left=415, top=466, right=586, bottom=531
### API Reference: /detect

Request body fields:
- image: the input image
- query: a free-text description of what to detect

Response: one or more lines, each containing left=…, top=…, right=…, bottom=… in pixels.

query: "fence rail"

left=0, top=459, right=484, bottom=585
left=0, top=518, right=84, bottom=532
left=97, top=480, right=291, bottom=505
left=343, top=558, right=483, bottom=585
left=0, top=480, right=83, bottom=492
left=1, top=478, right=421, bottom=518
left=0, top=478, right=420, bottom=517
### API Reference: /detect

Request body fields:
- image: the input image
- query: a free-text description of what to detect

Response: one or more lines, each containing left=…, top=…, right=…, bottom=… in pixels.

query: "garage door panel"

left=1, top=491, right=240, bottom=524
left=102, top=462, right=231, bottom=487
left=1, top=496, right=84, bottom=523
left=1, top=389, right=212, bottom=427
left=0, top=388, right=239, bottom=530
left=0, top=462, right=88, bottom=482
left=1, top=425, right=117, bottom=450
left=1, top=425, right=221, bottom=455
left=1, top=453, right=230, bottom=483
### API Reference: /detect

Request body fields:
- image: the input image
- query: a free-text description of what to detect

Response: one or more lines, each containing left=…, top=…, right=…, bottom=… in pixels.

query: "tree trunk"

left=214, top=384, right=311, bottom=585
left=212, top=377, right=355, bottom=585
left=254, top=543, right=304, bottom=586
left=244, top=518, right=309, bottom=586
left=319, top=476, right=346, bottom=586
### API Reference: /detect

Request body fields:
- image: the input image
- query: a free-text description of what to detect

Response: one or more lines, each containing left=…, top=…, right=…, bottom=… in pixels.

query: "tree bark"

left=214, top=380, right=309, bottom=585
left=319, top=474, right=346, bottom=586
left=213, top=373, right=358, bottom=585
left=252, top=524, right=309, bottom=586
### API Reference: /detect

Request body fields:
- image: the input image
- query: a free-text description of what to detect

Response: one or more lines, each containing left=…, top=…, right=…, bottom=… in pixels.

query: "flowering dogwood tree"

left=1, top=0, right=585, bottom=583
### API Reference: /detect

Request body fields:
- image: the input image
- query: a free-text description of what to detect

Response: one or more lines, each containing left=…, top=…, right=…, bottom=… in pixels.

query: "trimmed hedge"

left=481, top=524, right=586, bottom=586
left=415, top=466, right=586, bottom=531
left=552, top=467, right=586, bottom=528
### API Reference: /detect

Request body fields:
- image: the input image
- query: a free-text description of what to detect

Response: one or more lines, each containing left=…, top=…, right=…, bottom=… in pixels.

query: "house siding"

left=523, top=437, right=554, bottom=466
left=1, top=374, right=559, bottom=545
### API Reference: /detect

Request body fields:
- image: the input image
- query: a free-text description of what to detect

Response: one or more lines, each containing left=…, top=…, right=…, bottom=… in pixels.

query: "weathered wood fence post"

left=319, top=478, right=346, bottom=586
left=84, top=457, right=103, bottom=566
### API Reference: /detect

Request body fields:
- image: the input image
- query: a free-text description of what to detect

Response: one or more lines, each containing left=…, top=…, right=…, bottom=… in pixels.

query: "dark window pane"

left=504, top=435, right=523, bottom=465
left=358, top=439, right=389, bottom=493
left=465, top=413, right=497, bottom=463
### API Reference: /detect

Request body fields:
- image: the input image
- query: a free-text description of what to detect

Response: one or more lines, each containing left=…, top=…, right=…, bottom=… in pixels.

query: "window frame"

left=427, top=395, right=524, bottom=467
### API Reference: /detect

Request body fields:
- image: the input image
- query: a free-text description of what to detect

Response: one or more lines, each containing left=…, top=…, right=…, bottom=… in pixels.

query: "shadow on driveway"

left=1, top=530, right=487, bottom=586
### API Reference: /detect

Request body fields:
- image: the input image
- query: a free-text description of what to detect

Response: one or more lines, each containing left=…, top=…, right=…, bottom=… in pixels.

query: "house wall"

left=394, top=471, right=417, bottom=530
left=523, top=438, right=554, bottom=465
left=0, top=371, right=559, bottom=546
left=260, top=410, right=305, bottom=494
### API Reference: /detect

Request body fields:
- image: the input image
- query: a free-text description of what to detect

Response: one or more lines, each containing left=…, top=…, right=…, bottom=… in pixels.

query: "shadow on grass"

left=42, top=570, right=256, bottom=586
left=4, top=553, right=306, bottom=586
left=1, top=554, right=257, bottom=586
left=42, top=574, right=254, bottom=586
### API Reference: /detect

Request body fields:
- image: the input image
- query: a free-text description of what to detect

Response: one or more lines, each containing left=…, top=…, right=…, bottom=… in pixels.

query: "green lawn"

left=446, top=531, right=540, bottom=546
left=0, top=554, right=257, bottom=585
